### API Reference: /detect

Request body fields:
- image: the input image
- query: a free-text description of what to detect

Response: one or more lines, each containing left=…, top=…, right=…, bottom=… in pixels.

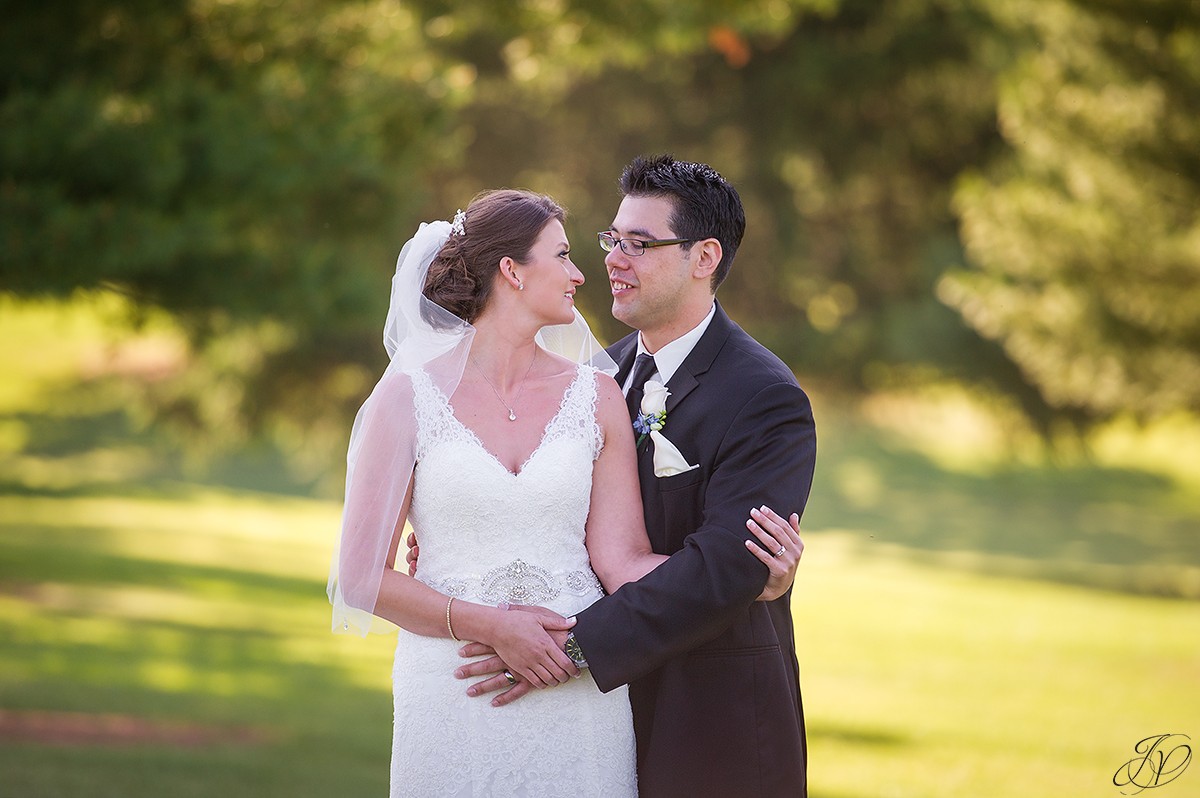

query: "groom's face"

left=605, top=195, right=695, bottom=337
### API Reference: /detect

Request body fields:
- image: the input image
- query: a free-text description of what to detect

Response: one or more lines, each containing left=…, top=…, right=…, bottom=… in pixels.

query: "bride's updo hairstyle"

left=423, top=189, right=565, bottom=323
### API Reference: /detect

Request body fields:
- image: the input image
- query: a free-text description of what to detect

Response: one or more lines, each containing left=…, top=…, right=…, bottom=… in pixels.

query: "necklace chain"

left=472, top=351, right=537, bottom=421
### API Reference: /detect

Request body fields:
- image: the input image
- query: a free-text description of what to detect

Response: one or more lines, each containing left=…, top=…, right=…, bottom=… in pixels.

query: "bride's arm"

left=368, top=475, right=579, bottom=687
left=585, top=375, right=667, bottom=593
left=585, top=374, right=804, bottom=599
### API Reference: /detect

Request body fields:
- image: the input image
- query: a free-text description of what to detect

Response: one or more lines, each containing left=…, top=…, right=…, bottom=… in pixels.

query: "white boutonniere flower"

left=633, top=380, right=670, bottom=446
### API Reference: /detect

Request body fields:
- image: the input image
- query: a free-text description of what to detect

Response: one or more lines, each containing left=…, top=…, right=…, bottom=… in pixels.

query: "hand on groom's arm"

left=455, top=508, right=804, bottom=706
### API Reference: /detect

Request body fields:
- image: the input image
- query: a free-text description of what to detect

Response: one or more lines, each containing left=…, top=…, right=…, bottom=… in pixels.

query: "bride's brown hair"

left=424, top=189, right=565, bottom=323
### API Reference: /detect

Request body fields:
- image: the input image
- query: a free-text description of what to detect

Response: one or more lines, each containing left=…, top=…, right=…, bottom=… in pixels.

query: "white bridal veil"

left=328, top=218, right=616, bottom=635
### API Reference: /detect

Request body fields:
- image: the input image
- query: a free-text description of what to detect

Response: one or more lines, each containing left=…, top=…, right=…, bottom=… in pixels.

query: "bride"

left=328, top=189, right=800, bottom=797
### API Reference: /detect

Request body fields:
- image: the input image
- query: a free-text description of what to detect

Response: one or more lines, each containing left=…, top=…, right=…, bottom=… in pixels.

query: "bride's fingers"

left=755, top=506, right=799, bottom=544
left=744, top=537, right=785, bottom=572
left=519, top=664, right=552, bottom=689
left=536, top=653, right=577, bottom=686
left=404, top=536, right=419, bottom=575
left=745, top=509, right=804, bottom=574
left=745, top=518, right=787, bottom=572
left=749, top=507, right=803, bottom=555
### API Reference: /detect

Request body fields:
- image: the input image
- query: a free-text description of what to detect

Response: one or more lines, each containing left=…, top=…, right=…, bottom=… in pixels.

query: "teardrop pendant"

left=508, top=410, right=517, bottom=421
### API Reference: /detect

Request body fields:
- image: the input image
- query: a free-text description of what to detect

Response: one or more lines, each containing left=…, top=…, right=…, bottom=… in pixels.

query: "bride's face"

left=520, top=219, right=584, bottom=326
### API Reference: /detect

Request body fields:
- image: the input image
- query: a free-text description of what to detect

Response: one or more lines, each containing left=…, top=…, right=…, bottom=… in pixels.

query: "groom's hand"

left=455, top=605, right=576, bottom=706
left=454, top=646, right=537, bottom=706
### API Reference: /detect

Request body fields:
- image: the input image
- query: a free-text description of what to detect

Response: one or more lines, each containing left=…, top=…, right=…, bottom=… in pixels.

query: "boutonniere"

left=633, top=380, right=669, bottom=446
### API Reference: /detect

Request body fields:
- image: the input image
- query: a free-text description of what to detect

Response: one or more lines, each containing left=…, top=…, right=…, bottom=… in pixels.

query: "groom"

left=461, top=155, right=816, bottom=797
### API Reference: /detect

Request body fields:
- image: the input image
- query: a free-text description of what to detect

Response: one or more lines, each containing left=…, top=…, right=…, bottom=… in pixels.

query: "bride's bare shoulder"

left=539, top=350, right=583, bottom=376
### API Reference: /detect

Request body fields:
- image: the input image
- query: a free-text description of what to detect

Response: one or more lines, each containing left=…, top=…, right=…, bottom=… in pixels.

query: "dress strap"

left=542, top=364, right=604, bottom=460
left=410, top=368, right=467, bottom=459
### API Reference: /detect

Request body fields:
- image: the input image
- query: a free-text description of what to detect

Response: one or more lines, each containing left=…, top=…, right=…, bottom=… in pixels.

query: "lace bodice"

left=407, top=363, right=605, bottom=616
left=390, top=362, right=635, bottom=797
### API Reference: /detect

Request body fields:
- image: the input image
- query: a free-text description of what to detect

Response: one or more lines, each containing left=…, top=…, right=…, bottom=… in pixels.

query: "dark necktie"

left=625, top=353, right=657, bottom=420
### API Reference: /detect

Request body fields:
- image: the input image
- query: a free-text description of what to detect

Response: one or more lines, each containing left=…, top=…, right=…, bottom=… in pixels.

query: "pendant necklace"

left=472, top=351, right=537, bottom=421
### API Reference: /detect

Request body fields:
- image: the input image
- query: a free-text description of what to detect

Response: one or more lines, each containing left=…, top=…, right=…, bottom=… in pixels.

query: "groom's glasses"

left=597, top=231, right=695, bottom=257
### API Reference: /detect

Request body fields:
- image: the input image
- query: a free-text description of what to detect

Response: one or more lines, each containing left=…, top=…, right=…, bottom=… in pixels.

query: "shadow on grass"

left=0, top=612, right=393, bottom=798
left=810, top=719, right=907, bottom=748
left=0, top=521, right=320, bottom=601
left=1, top=404, right=325, bottom=499
left=804, top=420, right=1200, bottom=599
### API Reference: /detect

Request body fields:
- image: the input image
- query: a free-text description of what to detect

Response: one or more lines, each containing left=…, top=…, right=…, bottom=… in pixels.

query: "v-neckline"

left=438, top=365, right=583, bottom=477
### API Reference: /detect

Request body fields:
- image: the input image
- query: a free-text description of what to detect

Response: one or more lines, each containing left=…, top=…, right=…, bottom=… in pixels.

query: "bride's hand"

left=745, top=506, right=804, bottom=602
left=405, top=532, right=419, bottom=576
left=485, top=608, right=577, bottom=689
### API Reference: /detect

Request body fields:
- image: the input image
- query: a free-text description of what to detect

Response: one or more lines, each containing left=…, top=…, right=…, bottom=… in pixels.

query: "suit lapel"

left=609, top=335, right=639, bottom=398
left=664, top=302, right=733, bottom=413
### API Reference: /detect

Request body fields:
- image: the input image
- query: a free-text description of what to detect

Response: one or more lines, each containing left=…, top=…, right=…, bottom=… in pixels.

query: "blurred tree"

left=1, top=0, right=477, bottom=438
left=6, top=0, right=1194, bottom=450
left=943, top=0, right=1200, bottom=422
left=423, top=0, right=1041, bottom=414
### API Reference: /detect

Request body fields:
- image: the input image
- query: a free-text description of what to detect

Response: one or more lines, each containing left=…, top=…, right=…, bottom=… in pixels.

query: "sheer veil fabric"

left=328, top=218, right=616, bottom=636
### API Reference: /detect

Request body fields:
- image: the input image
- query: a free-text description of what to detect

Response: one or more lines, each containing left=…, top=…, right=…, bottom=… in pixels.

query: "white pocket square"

left=650, top=430, right=700, bottom=478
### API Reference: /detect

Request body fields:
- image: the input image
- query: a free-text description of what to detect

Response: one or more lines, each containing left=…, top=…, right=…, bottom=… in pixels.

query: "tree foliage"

left=3, top=0, right=1197, bottom=441
left=943, top=0, right=1200, bottom=420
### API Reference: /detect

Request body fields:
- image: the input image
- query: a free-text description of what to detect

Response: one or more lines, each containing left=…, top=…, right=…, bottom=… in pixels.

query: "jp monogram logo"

left=1113, top=734, right=1192, bottom=795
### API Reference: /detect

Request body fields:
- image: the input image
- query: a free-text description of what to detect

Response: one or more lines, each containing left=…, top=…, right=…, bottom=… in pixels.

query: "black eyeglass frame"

left=597, top=231, right=696, bottom=257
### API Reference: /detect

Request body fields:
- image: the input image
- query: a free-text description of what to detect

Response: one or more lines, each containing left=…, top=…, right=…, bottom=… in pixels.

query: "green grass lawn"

left=2, top=295, right=1198, bottom=797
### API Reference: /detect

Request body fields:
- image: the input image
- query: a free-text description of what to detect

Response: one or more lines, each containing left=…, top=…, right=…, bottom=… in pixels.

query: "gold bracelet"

left=446, top=597, right=460, bottom=642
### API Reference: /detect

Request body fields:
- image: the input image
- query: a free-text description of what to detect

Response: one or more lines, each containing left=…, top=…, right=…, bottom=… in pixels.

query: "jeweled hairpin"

left=450, top=208, right=466, bottom=236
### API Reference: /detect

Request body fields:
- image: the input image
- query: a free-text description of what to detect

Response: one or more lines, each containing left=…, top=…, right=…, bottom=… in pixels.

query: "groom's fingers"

left=491, top=681, right=534, bottom=707
left=465, top=672, right=533, bottom=704
left=455, top=655, right=506, bottom=679
left=457, top=642, right=497, bottom=659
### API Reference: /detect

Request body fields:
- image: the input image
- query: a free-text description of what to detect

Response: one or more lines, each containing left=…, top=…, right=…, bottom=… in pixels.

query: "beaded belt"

left=427, top=559, right=603, bottom=606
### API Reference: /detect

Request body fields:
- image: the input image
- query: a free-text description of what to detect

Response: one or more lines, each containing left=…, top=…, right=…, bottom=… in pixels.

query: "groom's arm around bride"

left=459, top=155, right=816, bottom=798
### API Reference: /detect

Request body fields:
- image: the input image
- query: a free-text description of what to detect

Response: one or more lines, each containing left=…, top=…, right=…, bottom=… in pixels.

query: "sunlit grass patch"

left=0, top=481, right=395, bottom=798
left=795, top=534, right=1200, bottom=798
left=2, top=294, right=1198, bottom=797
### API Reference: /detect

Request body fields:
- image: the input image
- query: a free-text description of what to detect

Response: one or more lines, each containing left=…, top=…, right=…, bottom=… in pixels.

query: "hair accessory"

left=329, top=213, right=618, bottom=638
left=450, top=208, right=467, bottom=236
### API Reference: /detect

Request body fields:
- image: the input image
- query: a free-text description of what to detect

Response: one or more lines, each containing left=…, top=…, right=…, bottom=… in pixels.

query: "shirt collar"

left=636, top=302, right=716, bottom=385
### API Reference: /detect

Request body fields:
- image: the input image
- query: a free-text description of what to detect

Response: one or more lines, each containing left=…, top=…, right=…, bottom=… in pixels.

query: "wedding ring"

left=774, top=546, right=785, bottom=558
left=503, top=670, right=517, bottom=686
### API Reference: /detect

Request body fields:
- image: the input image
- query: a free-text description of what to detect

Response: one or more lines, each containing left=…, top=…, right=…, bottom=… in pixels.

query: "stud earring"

left=518, top=282, right=524, bottom=291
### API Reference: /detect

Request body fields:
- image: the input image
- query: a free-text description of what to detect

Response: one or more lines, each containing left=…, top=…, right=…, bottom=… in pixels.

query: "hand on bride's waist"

left=451, top=601, right=579, bottom=689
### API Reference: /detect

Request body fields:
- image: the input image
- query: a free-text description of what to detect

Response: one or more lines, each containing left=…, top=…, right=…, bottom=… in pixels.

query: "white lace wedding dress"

left=390, top=363, right=637, bottom=797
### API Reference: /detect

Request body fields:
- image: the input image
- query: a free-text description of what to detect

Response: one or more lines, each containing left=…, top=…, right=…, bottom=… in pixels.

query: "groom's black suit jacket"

left=574, top=302, right=816, bottom=798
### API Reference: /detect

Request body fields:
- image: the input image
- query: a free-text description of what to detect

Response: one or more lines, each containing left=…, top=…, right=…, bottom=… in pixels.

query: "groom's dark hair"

left=619, top=154, right=745, bottom=291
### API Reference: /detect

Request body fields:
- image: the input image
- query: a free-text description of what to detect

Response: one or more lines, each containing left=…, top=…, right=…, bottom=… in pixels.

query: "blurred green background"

left=2, top=1, right=1198, bottom=796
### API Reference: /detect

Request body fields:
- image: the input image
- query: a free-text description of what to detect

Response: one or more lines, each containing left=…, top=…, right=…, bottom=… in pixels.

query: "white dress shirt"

left=621, top=303, right=717, bottom=392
